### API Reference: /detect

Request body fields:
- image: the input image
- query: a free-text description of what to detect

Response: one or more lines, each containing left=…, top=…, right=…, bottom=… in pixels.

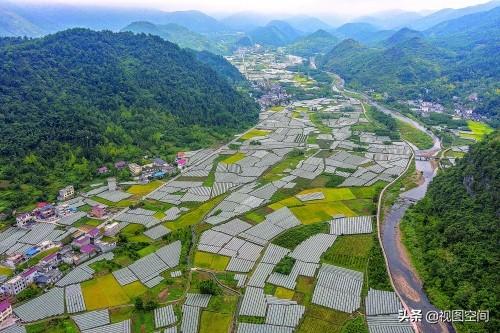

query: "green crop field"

left=165, top=195, right=225, bottom=230
left=193, top=251, right=230, bottom=271
left=322, top=234, right=373, bottom=272
left=274, top=287, right=295, bottom=299
left=126, top=180, right=164, bottom=197
left=269, top=105, right=285, bottom=112
left=273, top=223, right=329, bottom=249
left=200, top=311, right=233, bottom=333
left=26, top=318, right=79, bottom=333
left=459, top=120, right=494, bottom=141
left=240, top=129, right=270, bottom=141
left=396, top=120, right=433, bottom=149
left=222, top=152, right=246, bottom=164
left=82, top=274, right=133, bottom=310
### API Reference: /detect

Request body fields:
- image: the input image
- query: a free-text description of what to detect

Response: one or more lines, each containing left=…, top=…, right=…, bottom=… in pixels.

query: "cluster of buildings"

left=1, top=225, right=115, bottom=299
left=407, top=100, right=445, bottom=115
left=128, top=158, right=178, bottom=181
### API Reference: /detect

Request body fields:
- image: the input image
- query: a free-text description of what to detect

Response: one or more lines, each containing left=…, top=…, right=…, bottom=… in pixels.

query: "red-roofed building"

left=114, top=161, right=127, bottom=169
left=97, top=166, right=109, bottom=174
left=0, top=300, right=12, bottom=324
left=90, top=205, right=107, bottom=219
left=72, top=235, right=90, bottom=248
left=176, top=158, right=187, bottom=169
left=20, top=267, right=38, bottom=284
left=36, top=202, right=49, bottom=208
left=80, top=244, right=97, bottom=255
left=39, top=252, right=60, bottom=267
left=87, top=228, right=101, bottom=239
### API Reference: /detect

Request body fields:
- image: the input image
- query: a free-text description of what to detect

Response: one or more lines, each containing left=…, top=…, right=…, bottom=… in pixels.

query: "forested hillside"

left=319, top=7, right=500, bottom=121
left=285, top=29, right=339, bottom=56
left=0, top=29, right=258, bottom=210
left=121, top=21, right=226, bottom=54
left=401, top=132, right=499, bottom=333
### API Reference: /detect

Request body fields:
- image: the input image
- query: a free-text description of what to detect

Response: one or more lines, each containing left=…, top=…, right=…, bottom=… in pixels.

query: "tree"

left=134, top=297, right=144, bottom=310
left=199, top=280, right=222, bottom=295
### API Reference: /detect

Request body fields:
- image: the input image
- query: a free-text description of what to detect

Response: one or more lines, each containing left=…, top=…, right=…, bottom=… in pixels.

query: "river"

left=345, top=86, right=453, bottom=332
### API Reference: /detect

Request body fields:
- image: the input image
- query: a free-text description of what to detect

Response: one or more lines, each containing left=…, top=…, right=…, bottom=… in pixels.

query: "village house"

left=90, top=204, right=107, bottom=219
left=3, top=276, right=26, bottom=295
left=3, top=266, right=37, bottom=295
left=34, top=269, right=62, bottom=287
left=104, top=222, right=120, bottom=237
left=114, top=160, right=127, bottom=169
left=72, top=235, right=90, bottom=248
left=57, top=185, right=75, bottom=201
left=97, top=166, right=109, bottom=174
left=0, top=300, right=12, bottom=325
left=15, top=213, right=34, bottom=229
left=128, top=163, right=142, bottom=176
left=86, top=228, right=101, bottom=240
left=34, top=203, right=56, bottom=220
left=4, top=254, right=24, bottom=269
left=38, top=252, right=60, bottom=270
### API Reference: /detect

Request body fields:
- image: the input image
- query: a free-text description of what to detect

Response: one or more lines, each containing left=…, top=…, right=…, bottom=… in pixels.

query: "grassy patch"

left=341, top=315, right=369, bottom=333
left=131, top=310, right=155, bottom=333
left=126, top=180, right=163, bottom=197
left=273, top=222, right=329, bottom=249
left=244, top=211, right=265, bottom=223
left=274, top=287, right=295, bottom=299
left=298, top=305, right=351, bottom=333
left=269, top=105, right=285, bottom=112
left=290, top=202, right=355, bottom=224
left=261, top=150, right=304, bottom=182
left=26, top=318, right=79, bottom=333
left=74, top=217, right=102, bottom=228
left=240, top=129, right=270, bottom=141
left=193, top=251, right=230, bottom=271
left=0, top=265, right=13, bottom=277
left=206, top=294, right=238, bottom=314
left=165, top=195, right=225, bottom=230
left=459, top=120, right=494, bottom=141
left=274, top=256, right=296, bottom=275
left=200, top=311, right=233, bottom=333
left=396, top=120, right=433, bottom=149
left=81, top=273, right=132, bottom=310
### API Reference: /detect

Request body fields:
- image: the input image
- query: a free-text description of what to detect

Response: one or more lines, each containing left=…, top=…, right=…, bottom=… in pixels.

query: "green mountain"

left=0, top=8, right=43, bottom=37
left=401, top=132, right=499, bottom=333
left=320, top=11, right=500, bottom=121
left=286, top=29, right=339, bottom=56
left=334, top=22, right=395, bottom=45
left=0, top=29, right=258, bottom=209
left=249, top=20, right=303, bottom=46
left=121, top=21, right=225, bottom=54
left=320, top=37, right=447, bottom=92
left=409, top=0, right=500, bottom=30
left=425, top=6, right=500, bottom=49
left=382, top=27, right=424, bottom=47
left=285, top=16, right=332, bottom=33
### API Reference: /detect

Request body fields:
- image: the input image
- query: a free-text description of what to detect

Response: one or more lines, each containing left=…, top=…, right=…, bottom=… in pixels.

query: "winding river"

left=374, top=101, right=455, bottom=333
left=341, top=85, right=453, bottom=332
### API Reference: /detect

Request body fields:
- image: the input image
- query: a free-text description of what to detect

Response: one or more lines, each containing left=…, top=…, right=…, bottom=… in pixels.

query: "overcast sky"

left=13, top=0, right=493, bottom=17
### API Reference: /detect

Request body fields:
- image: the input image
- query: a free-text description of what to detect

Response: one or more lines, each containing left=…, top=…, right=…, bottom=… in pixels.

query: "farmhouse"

left=57, top=185, right=75, bottom=201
